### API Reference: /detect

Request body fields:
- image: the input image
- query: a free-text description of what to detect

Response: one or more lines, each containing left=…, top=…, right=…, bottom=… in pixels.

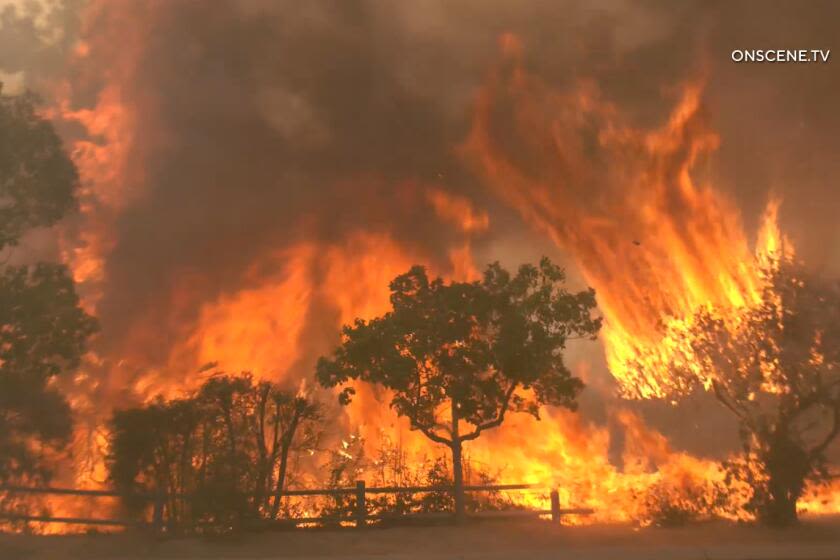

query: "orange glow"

left=460, top=35, right=833, bottom=519
left=461, top=41, right=788, bottom=399
left=28, top=10, right=838, bottom=530
left=45, top=0, right=153, bottom=315
left=426, top=188, right=490, bottom=234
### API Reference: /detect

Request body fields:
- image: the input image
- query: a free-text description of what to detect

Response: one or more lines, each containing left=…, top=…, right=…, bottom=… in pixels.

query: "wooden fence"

left=0, top=482, right=594, bottom=531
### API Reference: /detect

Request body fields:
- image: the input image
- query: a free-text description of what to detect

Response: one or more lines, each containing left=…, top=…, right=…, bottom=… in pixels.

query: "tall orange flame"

left=462, top=40, right=791, bottom=399
left=32, top=11, right=838, bottom=530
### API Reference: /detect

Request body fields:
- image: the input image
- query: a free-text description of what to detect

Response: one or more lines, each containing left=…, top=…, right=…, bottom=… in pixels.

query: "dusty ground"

left=1, top=517, right=839, bottom=560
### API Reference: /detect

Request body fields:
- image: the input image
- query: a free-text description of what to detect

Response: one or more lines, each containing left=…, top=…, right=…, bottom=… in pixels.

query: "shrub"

left=108, top=373, right=321, bottom=534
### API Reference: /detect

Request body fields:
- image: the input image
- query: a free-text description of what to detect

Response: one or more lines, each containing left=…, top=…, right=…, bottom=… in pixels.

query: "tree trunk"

left=763, top=488, right=799, bottom=527
left=761, top=431, right=808, bottom=527
left=452, top=438, right=465, bottom=522
left=451, top=400, right=465, bottom=523
left=253, top=387, right=269, bottom=515
left=270, top=408, right=301, bottom=520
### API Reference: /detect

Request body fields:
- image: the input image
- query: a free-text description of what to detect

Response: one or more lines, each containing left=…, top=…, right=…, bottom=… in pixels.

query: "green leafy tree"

left=0, top=86, right=97, bottom=485
left=316, top=258, right=601, bottom=520
left=636, top=259, right=840, bottom=526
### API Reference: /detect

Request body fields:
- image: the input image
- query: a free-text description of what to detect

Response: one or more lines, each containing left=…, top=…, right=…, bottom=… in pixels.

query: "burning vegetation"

left=1, top=0, right=839, bottom=536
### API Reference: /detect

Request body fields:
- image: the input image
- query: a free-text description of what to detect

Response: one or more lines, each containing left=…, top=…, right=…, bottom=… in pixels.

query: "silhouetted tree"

left=316, top=258, right=601, bottom=521
left=108, top=373, right=320, bottom=533
left=637, top=259, right=840, bottom=526
left=0, top=86, right=97, bottom=486
left=0, top=87, right=78, bottom=250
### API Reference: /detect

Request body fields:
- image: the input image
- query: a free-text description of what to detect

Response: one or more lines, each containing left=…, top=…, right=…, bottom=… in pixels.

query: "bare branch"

left=809, top=401, right=840, bottom=460
left=712, top=380, right=749, bottom=423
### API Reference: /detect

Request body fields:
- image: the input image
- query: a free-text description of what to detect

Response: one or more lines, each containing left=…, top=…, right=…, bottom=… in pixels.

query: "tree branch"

left=711, top=380, right=751, bottom=425
left=809, top=401, right=840, bottom=460
left=460, top=382, right=518, bottom=443
left=412, top=419, right=452, bottom=446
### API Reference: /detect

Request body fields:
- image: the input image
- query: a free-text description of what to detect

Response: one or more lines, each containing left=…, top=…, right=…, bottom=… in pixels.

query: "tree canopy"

left=316, top=258, right=601, bottom=518
left=0, top=87, right=78, bottom=251
left=0, top=87, right=96, bottom=485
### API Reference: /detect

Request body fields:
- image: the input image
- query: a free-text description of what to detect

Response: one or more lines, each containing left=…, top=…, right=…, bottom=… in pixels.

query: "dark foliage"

left=0, top=87, right=96, bottom=490
left=107, top=373, right=321, bottom=534
left=0, top=86, right=78, bottom=251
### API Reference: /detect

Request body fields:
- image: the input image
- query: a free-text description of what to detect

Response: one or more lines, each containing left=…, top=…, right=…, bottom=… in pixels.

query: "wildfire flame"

left=459, top=33, right=831, bottom=519
left=26, top=5, right=838, bottom=531
left=462, top=34, right=796, bottom=400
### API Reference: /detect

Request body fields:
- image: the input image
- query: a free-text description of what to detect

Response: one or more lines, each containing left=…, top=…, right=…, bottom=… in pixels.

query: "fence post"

left=355, top=480, right=367, bottom=528
left=152, top=491, right=165, bottom=534
left=550, top=489, right=560, bottom=523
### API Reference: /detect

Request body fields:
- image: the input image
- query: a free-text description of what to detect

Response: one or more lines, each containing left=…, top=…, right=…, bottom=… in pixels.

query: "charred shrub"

left=639, top=479, right=730, bottom=528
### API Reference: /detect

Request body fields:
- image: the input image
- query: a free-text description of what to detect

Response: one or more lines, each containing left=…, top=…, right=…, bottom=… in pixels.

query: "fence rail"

left=0, top=482, right=594, bottom=530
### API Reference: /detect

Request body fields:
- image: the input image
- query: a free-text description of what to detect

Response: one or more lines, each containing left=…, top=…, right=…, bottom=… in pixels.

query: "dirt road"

left=2, top=517, right=839, bottom=560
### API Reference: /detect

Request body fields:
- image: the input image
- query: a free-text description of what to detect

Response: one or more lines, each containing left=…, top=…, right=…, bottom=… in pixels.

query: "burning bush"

left=637, top=478, right=733, bottom=528
left=632, top=258, right=840, bottom=526
left=107, top=373, right=321, bottom=534
left=318, top=432, right=519, bottom=524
